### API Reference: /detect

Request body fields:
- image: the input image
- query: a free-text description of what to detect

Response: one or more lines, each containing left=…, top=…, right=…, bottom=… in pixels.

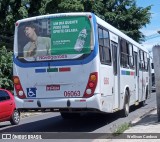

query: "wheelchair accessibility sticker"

left=27, top=88, right=37, bottom=97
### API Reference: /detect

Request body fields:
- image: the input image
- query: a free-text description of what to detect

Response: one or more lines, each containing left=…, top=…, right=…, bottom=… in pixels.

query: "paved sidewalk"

left=94, top=109, right=160, bottom=142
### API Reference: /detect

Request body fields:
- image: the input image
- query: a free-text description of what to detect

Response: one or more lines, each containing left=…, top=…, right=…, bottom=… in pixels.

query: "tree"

left=45, top=0, right=151, bottom=42
left=58, top=0, right=84, bottom=12
left=0, top=0, right=152, bottom=50
left=0, top=46, right=13, bottom=91
left=0, top=0, right=28, bottom=49
left=82, top=0, right=105, bottom=19
left=102, top=0, right=151, bottom=42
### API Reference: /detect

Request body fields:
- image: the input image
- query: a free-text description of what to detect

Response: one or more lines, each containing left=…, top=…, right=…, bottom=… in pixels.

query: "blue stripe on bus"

left=121, top=70, right=126, bottom=75
left=13, top=14, right=98, bottom=68
left=121, top=70, right=135, bottom=76
left=35, top=69, right=46, bottom=73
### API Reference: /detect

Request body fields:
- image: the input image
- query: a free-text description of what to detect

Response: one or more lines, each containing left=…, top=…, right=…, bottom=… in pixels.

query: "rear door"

left=139, top=50, right=144, bottom=101
left=134, top=51, right=139, bottom=101
left=110, top=32, right=120, bottom=109
left=111, top=41, right=120, bottom=109
left=99, top=27, right=113, bottom=96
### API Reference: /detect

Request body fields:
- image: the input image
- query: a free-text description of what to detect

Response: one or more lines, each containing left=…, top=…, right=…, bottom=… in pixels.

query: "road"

left=0, top=93, right=156, bottom=140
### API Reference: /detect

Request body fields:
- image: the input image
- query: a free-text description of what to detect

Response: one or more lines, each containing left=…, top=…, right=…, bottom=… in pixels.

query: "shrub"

left=0, top=46, right=13, bottom=91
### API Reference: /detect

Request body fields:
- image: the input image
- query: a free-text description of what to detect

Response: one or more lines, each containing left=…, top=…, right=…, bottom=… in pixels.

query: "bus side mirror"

left=151, top=63, right=154, bottom=69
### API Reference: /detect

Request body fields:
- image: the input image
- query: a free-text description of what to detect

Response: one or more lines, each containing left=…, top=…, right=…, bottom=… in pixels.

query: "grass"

left=113, top=122, right=130, bottom=136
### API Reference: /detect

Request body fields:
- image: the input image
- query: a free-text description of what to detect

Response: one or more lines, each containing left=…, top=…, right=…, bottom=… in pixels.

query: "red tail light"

left=15, top=22, right=19, bottom=26
left=13, top=76, right=26, bottom=99
left=83, top=72, right=98, bottom=98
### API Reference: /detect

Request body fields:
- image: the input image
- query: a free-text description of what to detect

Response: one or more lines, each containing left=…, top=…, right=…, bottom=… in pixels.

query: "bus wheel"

left=141, top=100, right=146, bottom=106
left=122, top=90, right=130, bottom=117
left=141, top=86, right=148, bottom=106
left=60, top=112, right=80, bottom=119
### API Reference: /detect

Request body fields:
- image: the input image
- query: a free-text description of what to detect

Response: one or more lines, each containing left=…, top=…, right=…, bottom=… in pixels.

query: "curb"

left=130, top=107, right=157, bottom=126
left=20, top=112, right=43, bottom=118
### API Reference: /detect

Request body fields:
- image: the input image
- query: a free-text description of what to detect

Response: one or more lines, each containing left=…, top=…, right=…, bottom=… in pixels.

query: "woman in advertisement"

left=23, top=22, right=51, bottom=61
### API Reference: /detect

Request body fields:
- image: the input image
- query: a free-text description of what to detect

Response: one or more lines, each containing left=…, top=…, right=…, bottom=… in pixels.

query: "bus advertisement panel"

left=17, top=16, right=92, bottom=62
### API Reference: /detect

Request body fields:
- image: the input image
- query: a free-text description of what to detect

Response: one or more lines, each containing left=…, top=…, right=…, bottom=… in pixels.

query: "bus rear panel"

left=13, top=13, right=101, bottom=113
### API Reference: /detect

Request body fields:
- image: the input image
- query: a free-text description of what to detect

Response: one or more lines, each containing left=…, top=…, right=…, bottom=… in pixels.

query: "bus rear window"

left=17, top=16, right=92, bottom=61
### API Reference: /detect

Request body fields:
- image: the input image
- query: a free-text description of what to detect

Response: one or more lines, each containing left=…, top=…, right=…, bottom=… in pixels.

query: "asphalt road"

left=0, top=93, right=157, bottom=140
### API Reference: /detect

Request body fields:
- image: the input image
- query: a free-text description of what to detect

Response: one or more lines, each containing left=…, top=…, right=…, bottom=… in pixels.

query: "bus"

left=13, top=12, right=150, bottom=118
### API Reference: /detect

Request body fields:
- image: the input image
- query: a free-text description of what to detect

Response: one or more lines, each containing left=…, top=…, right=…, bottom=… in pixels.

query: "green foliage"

left=113, top=122, right=130, bottom=135
left=58, top=0, right=84, bottom=12
left=103, top=0, right=151, bottom=42
left=0, top=0, right=152, bottom=48
left=0, top=46, right=13, bottom=91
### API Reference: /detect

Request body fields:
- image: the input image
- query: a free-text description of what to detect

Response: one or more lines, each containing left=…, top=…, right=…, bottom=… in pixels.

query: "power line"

left=145, top=33, right=160, bottom=41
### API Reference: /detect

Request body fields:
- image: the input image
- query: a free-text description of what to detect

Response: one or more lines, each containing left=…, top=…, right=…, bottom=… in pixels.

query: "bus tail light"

left=88, top=15, right=92, bottom=19
left=83, top=72, right=98, bottom=98
left=13, top=76, right=26, bottom=99
left=15, top=22, right=19, bottom=26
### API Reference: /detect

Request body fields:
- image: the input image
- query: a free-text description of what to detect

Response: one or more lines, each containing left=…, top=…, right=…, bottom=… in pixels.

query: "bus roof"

left=16, top=12, right=92, bottom=23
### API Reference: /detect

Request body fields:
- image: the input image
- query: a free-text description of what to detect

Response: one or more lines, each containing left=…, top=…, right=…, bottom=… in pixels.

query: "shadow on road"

left=0, top=103, right=147, bottom=133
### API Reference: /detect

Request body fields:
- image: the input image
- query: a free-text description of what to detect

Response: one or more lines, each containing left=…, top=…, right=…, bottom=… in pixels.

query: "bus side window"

left=98, top=28, right=105, bottom=62
left=144, top=52, right=148, bottom=71
left=128, top=43, right=134, bottom=68
left=151, top=63, right=154, bottom=69
left=139, top=50, right=144, bottom=70
left=120, top=39, right=129, bottom=68
left=98, top=27, right=111, bottom=65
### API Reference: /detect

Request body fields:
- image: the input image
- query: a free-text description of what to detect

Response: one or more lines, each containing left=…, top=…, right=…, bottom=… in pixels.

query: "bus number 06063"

left=64, top=91, right=80, bottom=97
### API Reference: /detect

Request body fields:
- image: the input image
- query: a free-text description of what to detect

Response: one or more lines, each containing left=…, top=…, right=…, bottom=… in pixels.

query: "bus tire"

left=122, top=90, right=130, bottom=117
left=141, top=86, right=148, bottom=106
left=60, top=112, right=80, bottom=119
left=141, top=100, right=146, bottom=106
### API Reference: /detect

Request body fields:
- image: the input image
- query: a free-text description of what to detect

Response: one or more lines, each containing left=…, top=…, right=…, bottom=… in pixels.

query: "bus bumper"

left=15, top=93, right=102, bottom=112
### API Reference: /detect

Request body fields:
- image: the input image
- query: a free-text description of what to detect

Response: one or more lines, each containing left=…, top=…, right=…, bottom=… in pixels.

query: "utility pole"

left=152, top=45, right=160, bottom=122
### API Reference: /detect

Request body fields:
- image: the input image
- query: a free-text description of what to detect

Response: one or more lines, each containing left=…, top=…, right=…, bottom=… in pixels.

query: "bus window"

left=144, top=52, right=148, bottom=71
left=120, top=39, right=129, bottom=68
left=139, top=50, right=144, bottom=70
left=134, top=52, right=138, bottom=76
left=151, top=62, right=154, bottom=69
left=98, top=28, right=103, bottom=46
left=128, top=43, right=134, bottom=68
left=103, top=30, right=109, bottom=47
left=111, top=42, right=118, bottom=75
left=98, top=27, right=111, bottom=65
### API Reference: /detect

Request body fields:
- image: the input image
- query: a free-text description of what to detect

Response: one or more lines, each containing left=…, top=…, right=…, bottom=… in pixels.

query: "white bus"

left=13, top=12, right=150, bottom=118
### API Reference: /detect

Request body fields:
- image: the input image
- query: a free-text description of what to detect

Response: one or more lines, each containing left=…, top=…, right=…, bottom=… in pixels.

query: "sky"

left=136, top=0, right=160, bottom=51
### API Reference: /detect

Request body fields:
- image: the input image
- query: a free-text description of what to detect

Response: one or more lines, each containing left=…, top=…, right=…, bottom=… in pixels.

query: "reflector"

left=16, top=85, right=21, bottom=90
left=89, top=82, right=94, bottom=88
